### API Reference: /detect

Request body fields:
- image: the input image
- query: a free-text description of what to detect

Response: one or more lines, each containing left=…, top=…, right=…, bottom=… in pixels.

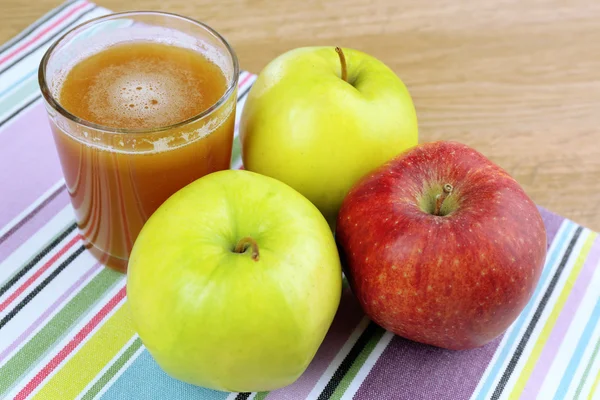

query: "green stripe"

left=574, top=333, right=600, bottom=399
left=0, top=74, right=38, bottom=116
left=329, top=326, right=386, bottom=400
left=81, top=337, right=143, bottom=400
left=230, top=136, right=242, bottom=167
left=253, top=392, right=269, bottom=400
left=0, top=268, right=122, bottom=395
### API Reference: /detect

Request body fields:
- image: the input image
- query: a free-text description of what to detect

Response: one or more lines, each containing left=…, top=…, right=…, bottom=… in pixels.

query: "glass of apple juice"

left=39, top=12, right=239, bottom=272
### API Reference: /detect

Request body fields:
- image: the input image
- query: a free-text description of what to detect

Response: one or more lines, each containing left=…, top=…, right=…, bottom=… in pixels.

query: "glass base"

left=85, top=242, right=128, bottom=273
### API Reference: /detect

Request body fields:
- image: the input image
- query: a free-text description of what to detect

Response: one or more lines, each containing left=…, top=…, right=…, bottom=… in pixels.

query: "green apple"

left=127, top=169, right=342, bottom=393
left=240, top=46, right=418, bottom=225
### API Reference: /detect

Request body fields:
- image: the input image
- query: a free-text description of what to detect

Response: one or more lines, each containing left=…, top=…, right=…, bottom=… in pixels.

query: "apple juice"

left=49, top=42, right=236, bottom=272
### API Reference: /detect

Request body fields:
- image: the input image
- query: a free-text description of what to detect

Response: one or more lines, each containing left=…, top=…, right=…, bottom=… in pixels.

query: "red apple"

left=335, top=141, right=547, bottom=350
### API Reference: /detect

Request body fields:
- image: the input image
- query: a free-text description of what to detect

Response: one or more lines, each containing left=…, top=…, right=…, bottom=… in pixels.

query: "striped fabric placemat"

left=1, top=1, right=600, bottom=399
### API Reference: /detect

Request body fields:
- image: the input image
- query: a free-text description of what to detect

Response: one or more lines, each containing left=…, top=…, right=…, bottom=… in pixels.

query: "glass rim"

left=38, top=10, right=240, bottom=135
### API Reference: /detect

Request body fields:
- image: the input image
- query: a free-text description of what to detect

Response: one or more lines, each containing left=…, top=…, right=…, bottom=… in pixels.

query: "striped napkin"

left=1, top=1, right=600, bottom=399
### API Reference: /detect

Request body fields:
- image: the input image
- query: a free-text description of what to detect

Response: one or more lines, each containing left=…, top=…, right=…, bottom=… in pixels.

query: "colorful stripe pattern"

left=1, top=2, right=599, bottom=399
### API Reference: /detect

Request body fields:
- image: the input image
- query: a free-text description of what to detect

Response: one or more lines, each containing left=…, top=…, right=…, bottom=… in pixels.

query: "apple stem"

left=233, top=237, right=260, bottom=261
left=335, top=47, right=348, bottom=83
left=434, top=184, right=454, bottom=216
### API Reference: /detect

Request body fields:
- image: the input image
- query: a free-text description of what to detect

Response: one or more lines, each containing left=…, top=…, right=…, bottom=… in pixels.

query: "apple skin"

left=335, top=141, right=547, bottom=350
left=239, top=46, right=418, bottom=225
left=127, top=170, right=342, bottom=392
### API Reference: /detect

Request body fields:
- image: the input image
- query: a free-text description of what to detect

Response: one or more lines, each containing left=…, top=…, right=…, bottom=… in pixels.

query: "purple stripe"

left=0, top=261, right=101, bottom=363
left=539, top=206, right=563, bottom=250
left=0, top=188, right=70, bottom=264
left=0, top=101, right=63, bottom=229
left=353, top=335, right=503, bottom=400
left=266, top=287, right=365, bottom=400
left=520, top=235, right=600, bottom=398
left=0, top=184, right=66, bottom=245
left=348, top=209, right=564, bottom=400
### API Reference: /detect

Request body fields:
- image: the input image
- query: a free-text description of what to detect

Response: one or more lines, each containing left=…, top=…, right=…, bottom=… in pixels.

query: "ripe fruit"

left=240, top=46, right=418, bottom=225
left=128, top=170, right=342, bottom=391
left=336, top=141, right=547, bottom=350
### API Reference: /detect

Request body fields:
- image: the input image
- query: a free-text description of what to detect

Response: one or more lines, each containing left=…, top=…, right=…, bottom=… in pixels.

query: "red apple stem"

left=434, top=184, right=454, bottom=216
left=234, top=237, right=260, bottom=261
left=335, top=47, right=348, bottom=83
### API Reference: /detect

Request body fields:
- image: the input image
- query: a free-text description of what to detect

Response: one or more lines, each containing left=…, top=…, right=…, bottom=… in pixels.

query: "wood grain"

left=2, top=0, right=600, bottom=231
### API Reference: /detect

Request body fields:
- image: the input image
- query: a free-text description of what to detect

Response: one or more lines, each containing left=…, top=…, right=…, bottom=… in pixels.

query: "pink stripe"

left=521, top=236, right=600, bottom=398
left=15, top=285, right=127, bottom=400
left=0, top=102, right=64, bottom=230
left=238, top=72, right=252, bottom=90
left=0, top=1, right=90, bottom=66
left=0, top=234, right=81, bottom=312
left=0, top=189, right=70, bottom=264
left=0, top=262, right=101, bottom=363
left=266, top=288, right=365, bottom=399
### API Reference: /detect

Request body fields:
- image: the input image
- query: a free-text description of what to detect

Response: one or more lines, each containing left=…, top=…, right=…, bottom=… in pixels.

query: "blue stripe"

left=0, top=70, right=36, bottom=99
left=553, top=294, right=600, bottom=399
left=101, top=350, right=230, bottom=400
left=475, top=220, right=575, bottom=400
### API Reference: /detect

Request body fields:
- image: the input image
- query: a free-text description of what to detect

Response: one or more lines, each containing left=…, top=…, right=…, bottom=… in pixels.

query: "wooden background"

left=2, top=0, right=600, bottom=231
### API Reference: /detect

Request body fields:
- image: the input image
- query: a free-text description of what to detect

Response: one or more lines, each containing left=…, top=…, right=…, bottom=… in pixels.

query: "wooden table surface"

left=2, top=0, right=600, bottom=231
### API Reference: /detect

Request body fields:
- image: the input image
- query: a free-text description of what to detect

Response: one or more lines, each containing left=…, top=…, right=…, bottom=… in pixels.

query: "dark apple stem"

left=434, top=184, right=453, bottom=216
left=234, top=237, right=260, bottom=261
left=335, top=47, right=348, bottom=83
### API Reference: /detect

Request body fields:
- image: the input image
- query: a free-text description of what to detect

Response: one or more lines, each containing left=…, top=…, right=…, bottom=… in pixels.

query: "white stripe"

left=507, top=225, right=585, bottom=354
left=0, top=0, right=86, bottom=61
left=497, top=229, right=590, bottom=400
left=0, top=1, right=77, bottom=57
left=0, top=6, right=109, bottom=99
left=340, top=330, right=394, bottom=400
left=231, top=74, right=255, bottom=168
left=580, top=335, right=600, bottom=400
left=0, top=234, right=82, bottom=336
left=93, top=345, right=145, bottom=400
left=74, top=334, right=140, bottom=400
left=0, top=94, right=41, bottom=124
left=551, top=254, right=600, bottom=399
left=469, top=220, right=575, bottom=399
left=9, top=285, right=126, bottom=399
left=593, top=385, right=600, bottom=400
left=0, top=262, right=103, bottom=365
left=235, top=93, right=249, bottom=130
left=29, top=299, right=127, bottom=398
left=231, top=158, right=244, bottom=170
left=306, top=316, right=371, bottom=399
left=567, top=304, right=600, bottom=399
left=234, top=75, right=256, bottom=128
left=0, top=204, right=75, bottom=283
left=0, top=228, right=80, bottom=310
left=469, top=319, right=515, bottom=400
left=0, top=179, right=65, bottom=240
left=0, top=72, right=36, bottom=101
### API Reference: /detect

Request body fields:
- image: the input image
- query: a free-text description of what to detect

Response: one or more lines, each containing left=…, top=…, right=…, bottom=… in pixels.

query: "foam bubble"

left=80, top=59, right=208, bottom=129
left=48, top=34, right=232, bottom=115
